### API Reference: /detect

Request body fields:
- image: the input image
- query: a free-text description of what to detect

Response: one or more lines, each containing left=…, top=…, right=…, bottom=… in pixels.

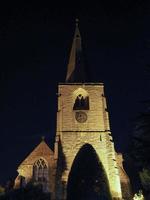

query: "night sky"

left=1, top=1, right=150, bottom=186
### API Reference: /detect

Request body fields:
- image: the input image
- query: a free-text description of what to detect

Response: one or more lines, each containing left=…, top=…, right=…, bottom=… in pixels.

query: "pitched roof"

left=19, top=140, right=54, bottom=166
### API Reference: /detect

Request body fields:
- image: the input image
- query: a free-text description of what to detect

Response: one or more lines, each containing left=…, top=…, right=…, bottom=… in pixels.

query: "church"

left=14, top=21, right=132, bottom=200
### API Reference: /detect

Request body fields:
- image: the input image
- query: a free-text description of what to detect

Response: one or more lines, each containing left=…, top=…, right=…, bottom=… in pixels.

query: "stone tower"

left=54, top=20, right=124, bottom=200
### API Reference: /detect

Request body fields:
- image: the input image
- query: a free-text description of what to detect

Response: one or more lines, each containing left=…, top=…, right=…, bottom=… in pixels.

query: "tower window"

left=73, top=94, right=89, bottom=110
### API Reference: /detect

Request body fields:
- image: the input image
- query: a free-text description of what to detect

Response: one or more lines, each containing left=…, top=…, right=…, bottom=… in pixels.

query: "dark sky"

left=1, top=1, right=150, bottom=185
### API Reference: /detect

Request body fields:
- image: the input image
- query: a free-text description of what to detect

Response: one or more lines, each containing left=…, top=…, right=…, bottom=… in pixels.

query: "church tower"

left=54, top=20, right=125, bottom=200
left=14, top=20, right=132, bottom=200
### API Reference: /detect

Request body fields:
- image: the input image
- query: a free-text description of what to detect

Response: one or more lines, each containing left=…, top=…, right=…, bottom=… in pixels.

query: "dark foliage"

left=131, top=106, right=150, bottom=169
left=0, top=183, right=51, bottom=200
left=67, top=144, right=112, bottom=200
left=130, top=101, right=150, bottom=197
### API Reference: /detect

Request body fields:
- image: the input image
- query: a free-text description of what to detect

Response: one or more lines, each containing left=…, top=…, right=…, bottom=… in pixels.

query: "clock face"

left=75, top=111, right=87, bottom=123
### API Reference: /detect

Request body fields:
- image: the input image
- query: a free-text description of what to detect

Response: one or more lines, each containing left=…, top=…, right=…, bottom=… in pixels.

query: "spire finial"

left=76, top=18, right=79, bottom=26
left=41, top=136, right=45, bottom=141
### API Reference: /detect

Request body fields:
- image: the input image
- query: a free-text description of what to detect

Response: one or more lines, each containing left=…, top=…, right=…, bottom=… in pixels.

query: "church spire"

left=66, top=19, right=86, bottom=82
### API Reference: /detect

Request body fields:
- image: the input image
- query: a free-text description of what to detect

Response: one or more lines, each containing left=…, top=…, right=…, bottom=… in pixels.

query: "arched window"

left=33, top=158, right=49, bottom=191
left=73, top=94, right=89, bottom=110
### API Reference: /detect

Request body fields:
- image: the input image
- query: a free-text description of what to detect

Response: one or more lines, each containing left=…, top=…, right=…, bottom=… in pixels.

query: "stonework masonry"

left=54, top=83, right=125, bottom=199
left=14, top=141, right=56, bottom=195
left=14, top=83, right=132, bottom=200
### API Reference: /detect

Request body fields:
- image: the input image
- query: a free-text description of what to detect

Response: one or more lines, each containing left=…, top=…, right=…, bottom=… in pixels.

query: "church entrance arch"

left=67, top=144, right=112, bottom=200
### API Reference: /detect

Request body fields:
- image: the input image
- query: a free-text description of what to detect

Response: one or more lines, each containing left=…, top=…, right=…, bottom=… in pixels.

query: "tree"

left=132, top=108, right=150, bottom=168
left=140, top=169, right=150, bottom=192
left=131, top=102, right=150, bottom=197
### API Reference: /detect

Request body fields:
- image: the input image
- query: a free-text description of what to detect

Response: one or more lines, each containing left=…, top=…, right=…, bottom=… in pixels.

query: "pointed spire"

left=66, top=19, right=87, bottom=82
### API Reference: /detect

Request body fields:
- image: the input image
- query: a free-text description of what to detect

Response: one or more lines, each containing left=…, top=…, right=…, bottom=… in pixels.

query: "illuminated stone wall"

left=55, top=83, right=123, bottom=200
left=14, top=141, right=56, bottom=194
left=14, top=83, right=131, bottom=200
left=117, top=153, right=133, bottom=200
